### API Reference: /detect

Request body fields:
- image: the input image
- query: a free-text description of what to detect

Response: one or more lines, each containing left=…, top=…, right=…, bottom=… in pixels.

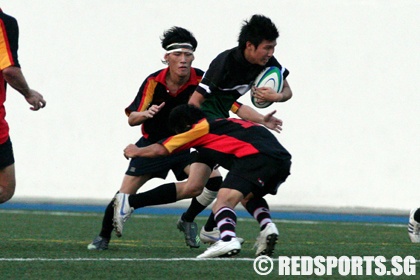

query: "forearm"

left=278, top=79, right=292, bottom=102
left=2, top=66, right=31, bottom=97
left=188, top=91, right=205, bottom=107
left=125, top=143, right=170, bottom=159
left=236, top=105, right=264, bottom=124
left=128, top=111, right=150, bottom=126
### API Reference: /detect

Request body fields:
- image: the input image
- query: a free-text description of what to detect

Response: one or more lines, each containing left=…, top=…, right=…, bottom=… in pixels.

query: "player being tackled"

left=122, top=105, right=292, bottom=258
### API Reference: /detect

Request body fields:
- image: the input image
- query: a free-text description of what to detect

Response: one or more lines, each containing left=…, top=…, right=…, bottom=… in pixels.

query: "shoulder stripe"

left=162, top=119, right=209, bottom=153
left=0, top=19, right=14, bottom=70
left=138, top=78, right=157, bottom=112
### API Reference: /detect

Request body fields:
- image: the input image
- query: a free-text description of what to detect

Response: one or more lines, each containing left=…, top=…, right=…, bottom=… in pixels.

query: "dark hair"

left=169, top=104, right=207, bottom=133
left=161, top=26, right=198, bottom=51
left=238, top=14, right=279, bottom=51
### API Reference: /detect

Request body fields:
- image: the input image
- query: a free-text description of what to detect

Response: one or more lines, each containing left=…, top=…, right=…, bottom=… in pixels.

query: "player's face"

left=166, top=50, right=195, bottom=78
left=246, top=40, right=277, bottom=66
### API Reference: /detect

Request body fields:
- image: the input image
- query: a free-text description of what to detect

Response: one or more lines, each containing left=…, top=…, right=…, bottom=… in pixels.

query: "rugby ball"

left=251, top=66, right=284, bottom=108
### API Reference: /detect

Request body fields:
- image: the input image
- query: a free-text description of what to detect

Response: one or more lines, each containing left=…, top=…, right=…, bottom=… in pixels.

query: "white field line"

left=0, top=257, right=254, bottom=262
left=0, top=258, right=418, bottom=263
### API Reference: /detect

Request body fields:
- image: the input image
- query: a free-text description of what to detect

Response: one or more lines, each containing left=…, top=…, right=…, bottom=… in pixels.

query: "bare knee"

left=178, top=182, right=205, bottom=199
left=0, top=184, right=15, bottom=204
left=186, top=185, right=204, bottom=198
left=0, top=165, right=16, bottom=204
left=189, top=185, right=204, bottom=197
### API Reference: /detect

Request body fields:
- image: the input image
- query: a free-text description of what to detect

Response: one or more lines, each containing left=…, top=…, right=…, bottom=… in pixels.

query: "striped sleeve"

left=230, top=101, right=242, bottom=114
left=125, top=77, right=157, bottom=116
left=159, top=118, right=210, bottom=154
left=0, top=14, right=19, bottom=70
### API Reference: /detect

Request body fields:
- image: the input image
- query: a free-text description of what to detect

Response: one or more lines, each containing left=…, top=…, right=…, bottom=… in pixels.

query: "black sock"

left=204, top=212, right=216, bottom=231
left=214, top=207, right=237, bottom=241
left=205, top=176, right=223, bottom=192
left=128, top=183, right=177, bottom=209
left=414, top=208, right=420, bottom=222
left=245, top=197, right=272, bottom=231
left=182, top=198, right=205, bottom=222
left=182, top=176, right=222, bottom=222
left=98, top=199, right=114, bottom=239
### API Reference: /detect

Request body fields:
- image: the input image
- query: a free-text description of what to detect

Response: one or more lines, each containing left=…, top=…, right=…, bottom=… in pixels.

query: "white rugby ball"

left=251, top=66, right=284, bottom=108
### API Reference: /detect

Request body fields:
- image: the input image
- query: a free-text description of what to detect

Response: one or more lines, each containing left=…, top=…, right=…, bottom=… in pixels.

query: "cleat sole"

left=220, top=249, right=241, bottom=258
left=258, top=234, right=278, bottom=256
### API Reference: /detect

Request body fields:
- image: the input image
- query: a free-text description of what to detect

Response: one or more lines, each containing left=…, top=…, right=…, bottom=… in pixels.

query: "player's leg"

left=113, top=162, right=212, bottom=247
left=179, top=169, right=222, bottom=223
left=88, top=137, right=162, bottom=249
left=174, top=163, right=218, bottom=248
left=0, top=137, right=16, bottom=204
left=87, top=174, right=151, bottom=250
left=177, top=167, right=222, bottom=248
left=245, top=157, right=290, bottom=256
left=0, top=164, right=15, bottom=204
left=244, top=196, right=279, bottom=256
left=197, top=187, right=243, bottom=258
left=125, top=162, right=212, bottom=208
left=408, top=207, right=420, bottom=243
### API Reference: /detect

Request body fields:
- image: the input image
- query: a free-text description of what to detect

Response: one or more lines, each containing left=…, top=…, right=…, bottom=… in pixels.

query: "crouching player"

left=119, top=104, right=292, bottom=258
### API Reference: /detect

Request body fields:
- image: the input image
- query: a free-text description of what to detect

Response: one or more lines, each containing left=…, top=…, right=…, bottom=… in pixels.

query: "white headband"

left=165, top=42, right=194, bottom=54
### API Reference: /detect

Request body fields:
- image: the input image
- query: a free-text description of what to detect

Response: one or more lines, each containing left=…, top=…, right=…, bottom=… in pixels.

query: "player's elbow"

left=2, top=66, right=19, bottom=82
left=281, top=83, right=293, bottom=102
left=153, top=145, right=170, bottom=157
left=128, top=118, right=137, bottom=127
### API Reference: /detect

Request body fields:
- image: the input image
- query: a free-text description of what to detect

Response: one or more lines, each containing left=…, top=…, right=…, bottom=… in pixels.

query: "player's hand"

left=144, top=102, right=165, bottom=118
left=252, top=86, right=279, bottom=102
left=262, top=110, right=283, bottom=133
left=124, top=144, right=139, bottom=159
left=25, top=89, right=46, bottom=111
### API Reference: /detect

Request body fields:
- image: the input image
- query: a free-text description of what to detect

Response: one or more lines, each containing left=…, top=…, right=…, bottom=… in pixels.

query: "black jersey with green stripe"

left=196, top=47, right=289, bottom=120
left=159, top=117, right=291, bottom=170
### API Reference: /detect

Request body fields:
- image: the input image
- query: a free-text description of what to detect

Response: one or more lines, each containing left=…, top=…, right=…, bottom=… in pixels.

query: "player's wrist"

left=276, top=93, right=284, bottom=102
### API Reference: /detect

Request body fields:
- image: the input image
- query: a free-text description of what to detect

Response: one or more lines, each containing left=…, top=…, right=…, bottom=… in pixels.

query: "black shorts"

left=222, top=155, right=291, bottom=198
left=125, top=137, right=193, bottom=181
left=0, top=137, right=14, bottom=169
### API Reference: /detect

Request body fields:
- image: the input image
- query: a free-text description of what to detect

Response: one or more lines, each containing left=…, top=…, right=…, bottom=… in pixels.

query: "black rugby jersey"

left=125, top=67, right=204, bottom=143
left=159, top=117, right=291, bottom=170
left=196, top=47, right=289, bottom=120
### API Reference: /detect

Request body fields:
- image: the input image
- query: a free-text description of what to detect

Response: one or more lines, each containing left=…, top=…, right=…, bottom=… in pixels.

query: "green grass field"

left=0, top=209, right=418, bottom=279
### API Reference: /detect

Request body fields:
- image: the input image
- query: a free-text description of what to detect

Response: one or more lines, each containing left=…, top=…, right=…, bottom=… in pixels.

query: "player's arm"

left=279, top=79, right=292, bottom=102
left=188, top=91, right=205, bottom=108
left=124, top=118, right=209, bottom=158
left=236, top=104, right=282, bottom=133
left=127, top=102, right=165, bottom=126
left=124, top=143, right=169, bottom=159
left=2, top=66, right=46, bottom=111
left=252, top=79, right=292, bottom=103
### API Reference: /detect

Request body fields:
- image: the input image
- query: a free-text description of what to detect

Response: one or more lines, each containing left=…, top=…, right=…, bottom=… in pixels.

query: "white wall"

left=2, top=1, right=419, bottom=211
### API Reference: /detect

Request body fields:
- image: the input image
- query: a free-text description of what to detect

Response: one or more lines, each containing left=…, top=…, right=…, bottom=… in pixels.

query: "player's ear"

left=163, top=53, right=169, bottom=62
left=245, top=41, right=255, bottom=51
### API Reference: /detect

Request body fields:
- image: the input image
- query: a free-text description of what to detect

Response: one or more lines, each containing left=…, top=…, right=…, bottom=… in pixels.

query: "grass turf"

left=0, top=210, right=418, bottom=279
